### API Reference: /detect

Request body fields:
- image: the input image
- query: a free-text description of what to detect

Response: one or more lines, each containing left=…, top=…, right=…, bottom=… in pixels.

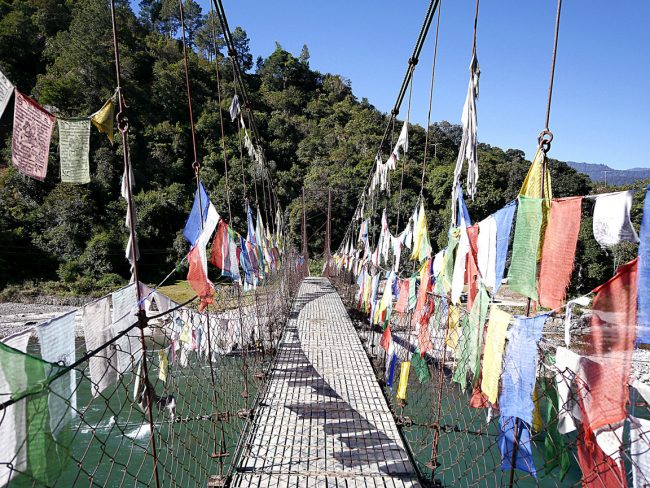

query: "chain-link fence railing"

left=333, top=269, right=650, bottom=487
left=0, top=252, right=305, bottom=488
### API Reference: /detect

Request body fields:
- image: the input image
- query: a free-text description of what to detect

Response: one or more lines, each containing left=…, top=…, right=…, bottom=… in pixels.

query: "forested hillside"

left=0, top=0, right=634, bottom=297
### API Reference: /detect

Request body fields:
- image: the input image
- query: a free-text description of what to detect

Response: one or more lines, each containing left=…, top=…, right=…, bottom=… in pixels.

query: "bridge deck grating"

left=231, top=277, right=420, bottom=487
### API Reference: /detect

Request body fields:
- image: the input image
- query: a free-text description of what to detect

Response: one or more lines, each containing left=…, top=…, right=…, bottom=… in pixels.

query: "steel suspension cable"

left=395, top=74, right=414, bottom=234
left=109, top=2, right=161, bottom=486
left=420, top=0, right=443, bottom=201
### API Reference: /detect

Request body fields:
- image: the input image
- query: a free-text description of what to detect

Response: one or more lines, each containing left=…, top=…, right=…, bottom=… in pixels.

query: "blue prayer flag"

left=493, top=201, right=517, bottom=295
left=387, top=353, right=398, bottom=389
left=500, top=314, right=547, bottom=424
left=457, top=184, right=472, bottom=227
left=247, top=205, right=257, bottom=245
left=183, top=182, right=210, bottom=246
left=498, top=416, right=537, bottom=478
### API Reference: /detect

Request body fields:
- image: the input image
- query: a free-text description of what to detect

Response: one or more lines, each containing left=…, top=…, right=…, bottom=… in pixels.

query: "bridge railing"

left=0, top=252, right=305, bottom=488
left=332, top=269, right=650, bottom=488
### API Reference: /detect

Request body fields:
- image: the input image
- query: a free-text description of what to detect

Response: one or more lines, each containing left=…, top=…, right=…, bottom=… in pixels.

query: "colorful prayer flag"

left=0, top=69, right=13, bottom=119
left=493, top=201, right=516, bottom=295
left=396, top=361, right=411, bottom=401
left=507, top=196, right=543, bottom=301
left=183, top=181, right=210, bottom=246
left=58, top=118, right=91, bottom=184
left=480, top=305, right=510, bottom=403
left=411, top=351, right=430, bottom=383
left=90, top=95, right=115, bottom=144
left=12, top=90, right=56, bottom=181
left=538, top=197, right=582, bottom=309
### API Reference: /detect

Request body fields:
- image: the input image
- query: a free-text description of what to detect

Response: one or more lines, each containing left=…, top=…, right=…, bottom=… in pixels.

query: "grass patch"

left=155, top=280, right=196, bottom=304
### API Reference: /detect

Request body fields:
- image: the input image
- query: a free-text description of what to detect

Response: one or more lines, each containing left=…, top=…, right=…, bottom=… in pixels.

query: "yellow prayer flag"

left=519, top=148, right=552, bottom=200
left=446, top=305, right=461, bottom=352
left=480, top=306, right=511, bottom=403
left=532, top=385, right=543, bottom=434
left=91, top=95, right=115, bottom=144
left=158, top=349, right=168, bottom=383
left=411, top=203, right=432, bottom=262
left=396, top=361, right=411, bottom=401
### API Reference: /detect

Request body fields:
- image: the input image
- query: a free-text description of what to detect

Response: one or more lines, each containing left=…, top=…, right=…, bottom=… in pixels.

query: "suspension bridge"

left=1, top=0, right=649, bottom=486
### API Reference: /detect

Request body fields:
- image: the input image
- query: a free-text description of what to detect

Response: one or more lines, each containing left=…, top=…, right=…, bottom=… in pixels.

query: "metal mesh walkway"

left=231, top=277, right=420, bottom=487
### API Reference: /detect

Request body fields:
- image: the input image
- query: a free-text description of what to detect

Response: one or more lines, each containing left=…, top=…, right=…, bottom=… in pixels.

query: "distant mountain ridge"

left=567, top=161, right=650, bottom=186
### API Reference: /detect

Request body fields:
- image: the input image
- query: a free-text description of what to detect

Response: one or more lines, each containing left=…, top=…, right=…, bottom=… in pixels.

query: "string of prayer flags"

left=451, top=52, right=480, bottom=220
left=396, top=361, right=411, bottom=402
left=579, top=257, right=638, bottom=432
left=538, top=197, right=582, bottom=308
left=507, top=197, right=543, bottom=301
left=499, top=314, right=547, bottom=424
left=12, top=90, right=56, bottom=181
left=58, top=118, right=91, bottom=184
left=480, top=305, right=511, bottom=404
left=411, top=351, right=430, bottom=383
left=638, top=188, right=650, bottom=343
left=90, top=94, right=115, bottom=144
left=187, top=201, right=220, bottom=311
left=498, top=417, right=537, bottom=478
left=0, top=69, right=14, bottom=119
left=593, top=190, right=639, bottom=247
left=493, top=201, right=516, bottom=295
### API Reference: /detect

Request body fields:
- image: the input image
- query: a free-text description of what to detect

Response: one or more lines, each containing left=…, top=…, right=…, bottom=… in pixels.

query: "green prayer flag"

left=411, top=350, right=430, bottom=383
left=452, top=286, right=489, bottom=389
left=541, top=376, right=571, bottom=480
left=435, top=231, right=458, bottom=295
left=58, top=118, right=90, bottom=184
left=0, top=343, right=71, bottom=485
left=507, top=197, right=543, bottom=301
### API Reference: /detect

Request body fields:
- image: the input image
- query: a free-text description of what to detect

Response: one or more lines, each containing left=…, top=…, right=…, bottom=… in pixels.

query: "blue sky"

left=138, top=1, right=649, bottom=169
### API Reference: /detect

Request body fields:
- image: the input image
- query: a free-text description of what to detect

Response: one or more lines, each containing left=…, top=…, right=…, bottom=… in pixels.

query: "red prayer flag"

left=187, top=244, right=214, bottom=312
left=577, top=424, right=627, bottom=487
left=538, top=197, right=582, bottom=309
left=380, top=325, right=392, bottom=351
left=395, top=279, right=410, bottom=314
left=209, top=220, right=229, bottom=271
left=466, top=225, right=480, bottom=311
left=412, top=260, right=432, bottom=327
left=578, top=258, right=638, bottom=432
left=12, top=90, right=56, bottom=181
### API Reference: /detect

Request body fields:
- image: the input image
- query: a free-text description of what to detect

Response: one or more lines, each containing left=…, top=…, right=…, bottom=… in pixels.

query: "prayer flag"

left=540, top=378, right=571, bottom=480
left=380, top=325, right=392, bottom=351
left=411, top=203, right=432, bottom=262
left=499, top=314, right=547, bottom=424
left=638, top=188, right=650, bottom=343
left=480, top=305, right=510, bottom=403
left=452, top=285, right=489, bottom=389
left=90, top=95, right=115, bottom=144
left=519, top=148, right=552, bottom=200
left=538, top=197, right=582, bottom=309
left=396, top=361, right=411, bottom=401
left=507, top=197, right=543, bottom=301
left=393, top=121, right=408, bottom=159
left=12, top=90, right=56, bottom=181
left=187, top=203, right=220, bottom=311
left=158, top=349, right=168, bottom=382
left=387, top=352, right=398, bottom=389
left=411, top=351, right=430, bottom=383
left=579, top=257, right=637, bottom=432
left=209, top=220, right=229, bottom=273
left=0, top=69, right=14, bottom=119
left=58, top=118, right=91, bottom=184
left=577, top=424, right=627, bottom=487
left=498, top=417, right=536, bottom=478
left=395, top=279, right=409, bottom=314
left=229, top=94, right=240, bottom=122
left=493, top=201, right=516, bottom=295
left=82, top=297, right=117, bottom=397
left=593, top=190, right=639, bottom=247
left=477, top=215, right=497, bottom=289
left=183, top=181, right=210, bottom=246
